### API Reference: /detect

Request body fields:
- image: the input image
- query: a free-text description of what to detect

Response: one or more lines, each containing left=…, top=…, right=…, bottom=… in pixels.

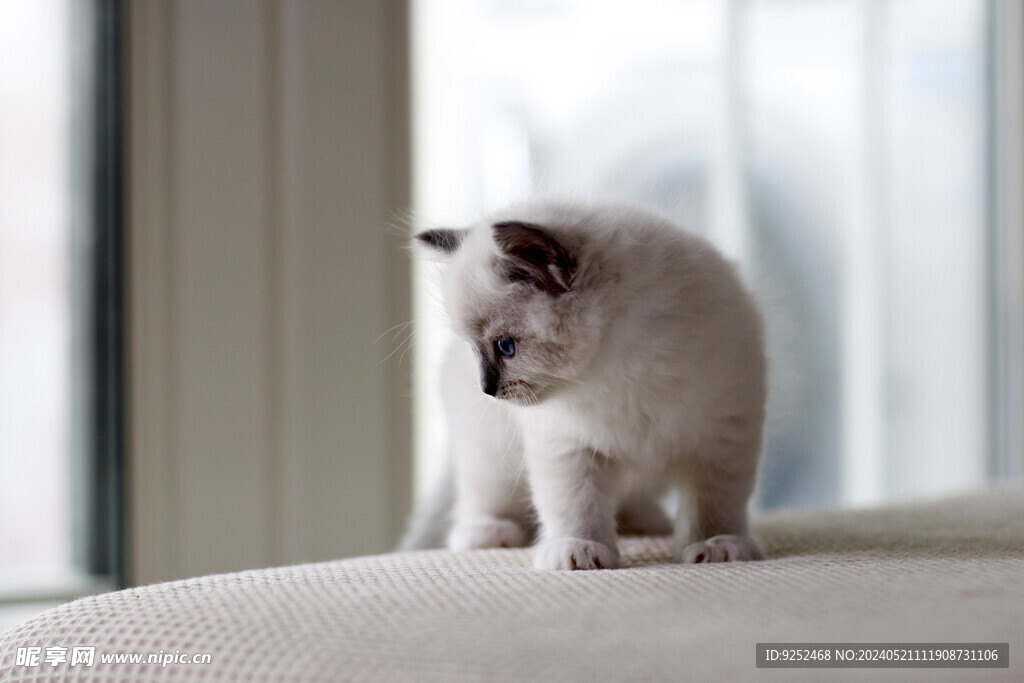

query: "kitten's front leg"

left=528, top=446, right=619, bottom=570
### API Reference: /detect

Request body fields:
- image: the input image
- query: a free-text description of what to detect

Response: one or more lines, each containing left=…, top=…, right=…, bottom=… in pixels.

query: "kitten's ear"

left=415, top=228, right=468, bottom=254
left=492, top=221, right=575, bottom=295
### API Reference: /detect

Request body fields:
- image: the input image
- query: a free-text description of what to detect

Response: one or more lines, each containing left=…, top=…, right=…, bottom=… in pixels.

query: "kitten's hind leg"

left=674, top=440, right=764, bottom=563
left=446, top=391, right=533, bottom=551
left=448, top=455, right=532, bottom=550
left=448, top=517, right=528, bottom=550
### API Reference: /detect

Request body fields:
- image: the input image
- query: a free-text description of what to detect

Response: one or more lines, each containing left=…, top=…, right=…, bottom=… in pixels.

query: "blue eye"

left=495, top=337, right=516, bottom=358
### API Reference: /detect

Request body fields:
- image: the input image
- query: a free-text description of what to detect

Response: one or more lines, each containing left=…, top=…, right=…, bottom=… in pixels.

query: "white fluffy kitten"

left=403, top=199, right=766, bottom=570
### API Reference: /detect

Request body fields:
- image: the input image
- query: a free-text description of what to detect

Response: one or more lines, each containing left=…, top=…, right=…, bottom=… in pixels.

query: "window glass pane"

left=883, top=0, right=989, bottom=498
left=1, top=0, right=118, bottom=601
left=412, top=0, right=998, bottom=509
left=0, top=0, right=74, bottom=582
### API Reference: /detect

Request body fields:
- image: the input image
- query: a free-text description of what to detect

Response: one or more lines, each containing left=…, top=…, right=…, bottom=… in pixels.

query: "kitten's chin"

left=495, top=381, right=545, bottom=406
left=501, top=395, right=541, bottom=407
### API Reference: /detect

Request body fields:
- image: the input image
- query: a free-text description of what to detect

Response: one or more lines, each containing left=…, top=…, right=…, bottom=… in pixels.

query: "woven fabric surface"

left=1, top=488, right=1022, bottom=681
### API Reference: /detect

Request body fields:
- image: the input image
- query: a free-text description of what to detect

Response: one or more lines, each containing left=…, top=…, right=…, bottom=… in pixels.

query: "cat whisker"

left=377, top=328, right=419, bottom=366
left=373, top=319, right=415, bottom=345
left=509, top=451, right=529, bottom=494
left=397, top=330, right=420, bottom=367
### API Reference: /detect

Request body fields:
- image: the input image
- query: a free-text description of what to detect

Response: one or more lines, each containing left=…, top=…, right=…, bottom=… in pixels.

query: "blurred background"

left=413, top=0, right=1023, bottom=511
left=2, top=0, right=1022, bottom=629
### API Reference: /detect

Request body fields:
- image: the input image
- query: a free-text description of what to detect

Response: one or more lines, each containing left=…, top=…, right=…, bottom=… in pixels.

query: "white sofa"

left=1, top=488, right=1021, bottom=681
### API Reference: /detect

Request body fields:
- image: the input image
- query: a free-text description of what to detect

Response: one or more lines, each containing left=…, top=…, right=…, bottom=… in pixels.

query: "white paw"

left=533, top=537, right=619, bottom=570
left=448, top=517, right=527, bottom=550
left=679, top=534, right=764, bottom=563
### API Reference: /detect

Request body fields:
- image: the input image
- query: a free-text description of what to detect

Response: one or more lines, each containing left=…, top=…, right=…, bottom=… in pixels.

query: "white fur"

left=404, top=199, right=767, bottom=570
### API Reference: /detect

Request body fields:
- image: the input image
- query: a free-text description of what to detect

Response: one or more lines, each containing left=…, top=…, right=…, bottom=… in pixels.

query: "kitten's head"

left=417, top=208, right=603, bottom=406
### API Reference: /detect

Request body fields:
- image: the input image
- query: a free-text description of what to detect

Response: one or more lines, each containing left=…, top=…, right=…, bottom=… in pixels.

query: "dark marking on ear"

left=492, top=221, right=575, bottom=295
left=415, top=228, right=468, bottom=254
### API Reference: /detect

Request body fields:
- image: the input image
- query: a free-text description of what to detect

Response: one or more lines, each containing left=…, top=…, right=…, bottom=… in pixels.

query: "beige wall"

left=127, top=0, right=411, bottom=585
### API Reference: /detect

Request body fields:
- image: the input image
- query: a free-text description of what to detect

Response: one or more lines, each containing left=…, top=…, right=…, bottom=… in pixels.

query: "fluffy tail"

left=396, top=460, right=454, bottom=551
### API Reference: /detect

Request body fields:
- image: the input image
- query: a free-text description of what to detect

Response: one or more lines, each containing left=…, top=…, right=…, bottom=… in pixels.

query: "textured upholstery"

left=1, top=488, right=1022, bottom=681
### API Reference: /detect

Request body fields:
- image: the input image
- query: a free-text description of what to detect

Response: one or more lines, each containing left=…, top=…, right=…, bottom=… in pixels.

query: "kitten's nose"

left=480, top=360, right=499, bottom=396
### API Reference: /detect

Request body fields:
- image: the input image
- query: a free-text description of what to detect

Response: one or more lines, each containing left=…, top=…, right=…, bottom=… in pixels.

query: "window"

left=412, top=0, right=1019, bottom=509
left=0, top=0, right=122, bottom=624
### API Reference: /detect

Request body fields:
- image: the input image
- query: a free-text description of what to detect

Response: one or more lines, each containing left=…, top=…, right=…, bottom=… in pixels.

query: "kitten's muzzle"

left=480, top=358, right=500, bottom=396
left=497, top=381, right=540, bottom=406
